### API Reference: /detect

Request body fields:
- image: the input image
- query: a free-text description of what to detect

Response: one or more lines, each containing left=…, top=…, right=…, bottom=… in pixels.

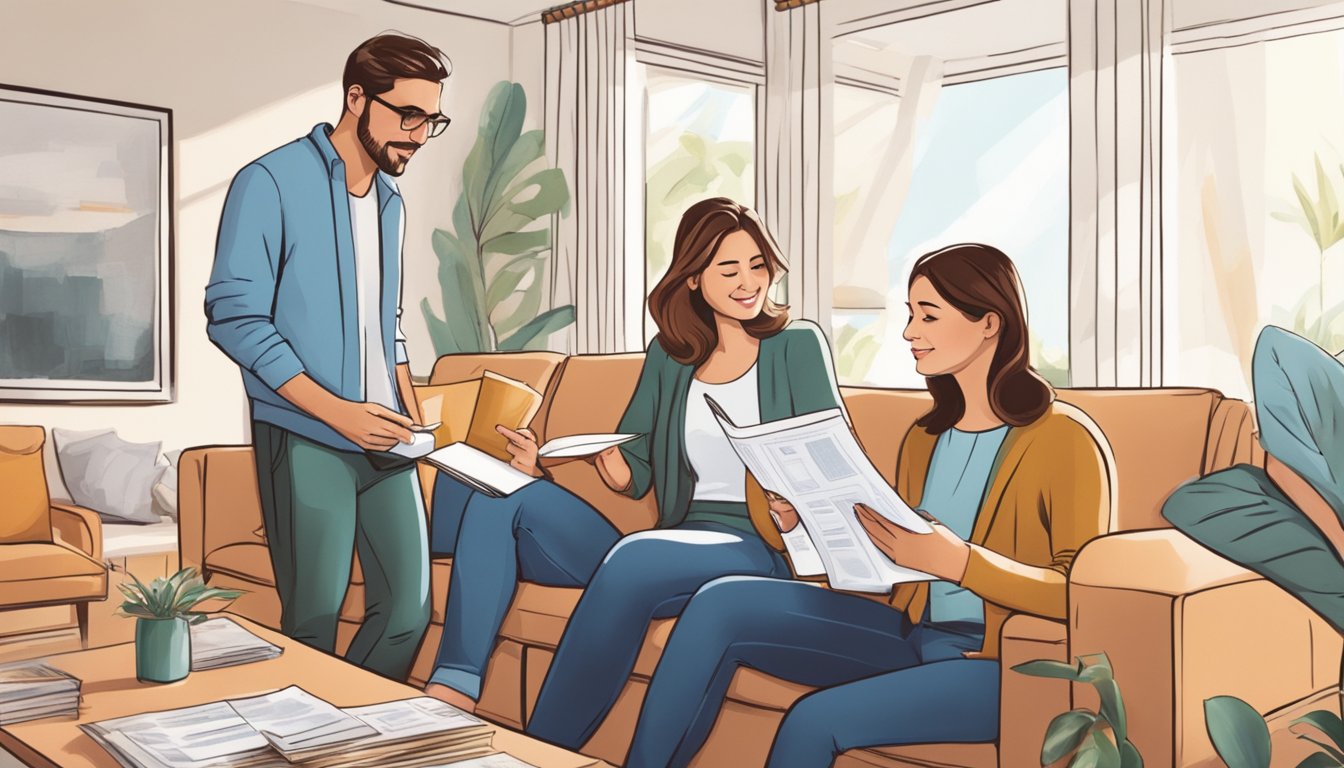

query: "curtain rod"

left=542, top=0, right=631, bottom=24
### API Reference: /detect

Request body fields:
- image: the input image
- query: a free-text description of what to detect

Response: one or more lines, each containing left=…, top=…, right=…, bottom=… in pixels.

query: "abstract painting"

left=0, top=84, right=172, bottom=402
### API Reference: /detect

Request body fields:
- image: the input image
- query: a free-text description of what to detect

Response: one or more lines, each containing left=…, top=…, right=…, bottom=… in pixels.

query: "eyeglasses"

left=367, top=93, right=451, bottom=137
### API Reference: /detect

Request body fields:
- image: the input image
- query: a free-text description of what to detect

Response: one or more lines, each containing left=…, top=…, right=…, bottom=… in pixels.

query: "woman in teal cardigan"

left=425, top=198, right=846, bottom=731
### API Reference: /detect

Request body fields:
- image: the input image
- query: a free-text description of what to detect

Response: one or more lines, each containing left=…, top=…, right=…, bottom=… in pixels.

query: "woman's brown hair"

left=648, top=198, right=790, bottom=366
left=910, top=243, right=1054, bottom=433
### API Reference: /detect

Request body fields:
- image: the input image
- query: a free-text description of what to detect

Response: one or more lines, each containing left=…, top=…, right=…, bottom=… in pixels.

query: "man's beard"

left=358, top=105, right=417, bottom=176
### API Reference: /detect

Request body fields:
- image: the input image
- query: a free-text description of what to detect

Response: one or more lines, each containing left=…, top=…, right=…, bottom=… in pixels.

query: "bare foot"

left=424, top=683, right=477, bottom=715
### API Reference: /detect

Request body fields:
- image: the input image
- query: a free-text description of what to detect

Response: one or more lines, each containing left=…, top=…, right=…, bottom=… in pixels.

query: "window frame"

left=633, top=39, right=766, bottom=343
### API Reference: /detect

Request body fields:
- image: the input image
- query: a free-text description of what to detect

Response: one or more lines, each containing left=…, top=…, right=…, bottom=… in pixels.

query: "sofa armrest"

left=999, top=615, right=1070, bottom=768
left=50, top=503, right=102, bottom=562
left=1068, top=529, right=1341, bottom=767
left=179, top=448, right=208, bottom=571
left=178, top=445, right=266, bottom=575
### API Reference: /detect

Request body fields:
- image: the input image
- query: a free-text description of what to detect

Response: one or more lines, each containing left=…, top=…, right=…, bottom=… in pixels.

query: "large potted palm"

left=423, top=81, right=573, bottom=354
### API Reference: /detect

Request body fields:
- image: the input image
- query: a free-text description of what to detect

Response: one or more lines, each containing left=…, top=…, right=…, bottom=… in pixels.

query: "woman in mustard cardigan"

left=620, top=243, right=1116, bottom=768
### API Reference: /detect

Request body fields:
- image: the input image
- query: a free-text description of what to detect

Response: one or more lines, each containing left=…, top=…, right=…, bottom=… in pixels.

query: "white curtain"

left=1068, top=0, right=1168, bottom=387
left=544, top=2, right=637, bottom=354
left=762, top=2, right=831, bottom=331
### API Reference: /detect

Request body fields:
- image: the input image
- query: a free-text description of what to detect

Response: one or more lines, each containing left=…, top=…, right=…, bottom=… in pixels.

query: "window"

left=640, top=66, right=756, bottom=343
left=831, top=69, right=1071, bottom=388
left=1164, top=27, right=1344, bottom=398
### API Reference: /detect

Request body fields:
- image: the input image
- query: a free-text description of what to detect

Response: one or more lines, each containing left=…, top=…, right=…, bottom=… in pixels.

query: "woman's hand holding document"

left=416, top=369, right=643, bottom=496
left=704, top=395, right=936, bottom=593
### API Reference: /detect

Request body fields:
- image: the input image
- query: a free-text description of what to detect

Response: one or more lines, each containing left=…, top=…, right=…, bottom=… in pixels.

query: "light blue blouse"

left=921, top=425, right=1010, bottom=625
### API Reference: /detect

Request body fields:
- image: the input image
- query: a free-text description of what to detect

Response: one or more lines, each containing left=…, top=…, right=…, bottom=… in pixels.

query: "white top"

left=349, top=190, right=397, bottom=411
left=685, top=364, right=759, bottom=502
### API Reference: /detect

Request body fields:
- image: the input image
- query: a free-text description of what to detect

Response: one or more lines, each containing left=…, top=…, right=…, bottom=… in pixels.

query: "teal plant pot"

left=135, top=617, right=190, bottom=683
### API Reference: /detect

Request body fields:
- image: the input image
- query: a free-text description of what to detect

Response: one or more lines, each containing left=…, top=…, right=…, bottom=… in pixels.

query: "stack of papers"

left=0, top=660, right=80, bottom=725
left=189, top=617, right=283, bottom=671
left=82, top=686, right=493, bottom=768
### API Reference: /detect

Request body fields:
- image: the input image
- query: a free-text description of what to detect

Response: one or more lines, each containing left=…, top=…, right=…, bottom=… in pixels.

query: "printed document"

left=705, top=397, right=935, bottom=593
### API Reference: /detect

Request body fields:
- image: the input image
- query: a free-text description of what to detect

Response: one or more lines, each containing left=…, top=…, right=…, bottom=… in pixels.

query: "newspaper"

left=705, top=396, right=935, bottom=593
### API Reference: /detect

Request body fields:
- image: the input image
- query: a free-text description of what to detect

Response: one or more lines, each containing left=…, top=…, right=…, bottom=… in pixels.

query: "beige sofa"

left=180, top=352, right=1342, bottom=767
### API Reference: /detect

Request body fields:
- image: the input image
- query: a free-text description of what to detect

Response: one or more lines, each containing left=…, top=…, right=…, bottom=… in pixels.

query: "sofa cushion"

left=205, top=542, right=277, bottom=588
left=0, top=425, right=52, bottom=544
left=0, top=541, right=105, bottom=607
left=541, top=354, right=660, bottom=534
left=1057, top=389, right=1230, bottom=530
left=499, top=582, right=583, bottom=647
left=53, top=428, right=164, bottom=525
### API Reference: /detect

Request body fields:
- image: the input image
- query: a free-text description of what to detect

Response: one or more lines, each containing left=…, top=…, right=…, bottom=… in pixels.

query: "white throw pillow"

left=53, top=428, right=165, bottom=525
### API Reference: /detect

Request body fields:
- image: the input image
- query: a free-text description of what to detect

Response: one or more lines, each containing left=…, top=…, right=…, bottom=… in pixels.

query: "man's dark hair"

left=344, top=32, right=451, bottom=96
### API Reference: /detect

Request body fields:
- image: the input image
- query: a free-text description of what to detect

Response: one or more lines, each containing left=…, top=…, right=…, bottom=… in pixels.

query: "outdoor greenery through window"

left=641, top=66, right=755, bottom=344
left=831, top=70, right=1071, bottom=388
left=1164, top=28, right=1344, bottom=399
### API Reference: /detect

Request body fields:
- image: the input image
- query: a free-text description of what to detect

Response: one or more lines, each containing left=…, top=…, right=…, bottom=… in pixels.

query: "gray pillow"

left=53, top=428, right=165, bottom=525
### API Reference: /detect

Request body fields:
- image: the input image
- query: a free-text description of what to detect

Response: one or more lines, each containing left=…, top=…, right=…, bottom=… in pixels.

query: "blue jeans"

left=624, top=576, right=998, bottom=768
left=427, top=476, right=621, bottom=700
left=524, top=524, right=790, bottom=748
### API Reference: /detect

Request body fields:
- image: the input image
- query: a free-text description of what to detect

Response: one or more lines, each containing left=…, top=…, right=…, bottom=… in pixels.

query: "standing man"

left=206, top=33, right=452, bottom=680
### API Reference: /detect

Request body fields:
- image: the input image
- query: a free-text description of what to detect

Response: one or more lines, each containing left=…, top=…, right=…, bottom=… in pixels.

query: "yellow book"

left=415, top=372, right=543, bottom=461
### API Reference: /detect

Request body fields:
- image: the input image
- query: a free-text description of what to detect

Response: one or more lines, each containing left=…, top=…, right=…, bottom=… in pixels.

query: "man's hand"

left=325, top=400, right=415, bottom=450
left=276, top=374, right=415, bottom=450
left=497, top=425, right=544, bottom=478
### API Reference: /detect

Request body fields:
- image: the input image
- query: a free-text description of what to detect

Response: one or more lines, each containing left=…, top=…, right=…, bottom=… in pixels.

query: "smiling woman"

left=423, top=197, right=850, bottom=735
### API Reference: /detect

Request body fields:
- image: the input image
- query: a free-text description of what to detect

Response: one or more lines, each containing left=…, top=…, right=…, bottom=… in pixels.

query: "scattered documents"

left=82, top=687, right=492, bottom=768
left=189, top=617, right=282, bottom=671
left=0, top=660, right=80, bottom=725
left=705, top=396, right=936, bottom=593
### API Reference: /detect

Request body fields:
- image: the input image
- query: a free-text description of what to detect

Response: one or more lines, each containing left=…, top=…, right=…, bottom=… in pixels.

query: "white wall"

left=634, top=0, right=766, bottom=62
left=0, top=0, right=511, bottom=493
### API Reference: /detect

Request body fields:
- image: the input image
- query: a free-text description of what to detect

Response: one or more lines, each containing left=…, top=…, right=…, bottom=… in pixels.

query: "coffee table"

left=0, top=614, right=610, bottom=768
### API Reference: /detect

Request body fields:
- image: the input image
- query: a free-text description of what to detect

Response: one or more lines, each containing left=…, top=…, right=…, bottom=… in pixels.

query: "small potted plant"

left=117, top=567, right=242, bottom=683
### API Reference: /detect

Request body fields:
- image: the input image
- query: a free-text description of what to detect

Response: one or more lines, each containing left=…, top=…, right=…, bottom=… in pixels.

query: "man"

left=206, top=33, right=452, bottom=679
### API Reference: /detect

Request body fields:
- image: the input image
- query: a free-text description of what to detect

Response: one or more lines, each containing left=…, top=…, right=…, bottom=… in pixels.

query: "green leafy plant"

left=1205, top=695, right=1344, bottom=768
left=1012, top=653, right=1142, bottom=767
left=645, top=132, right=753, bottom=288
left=422, top=81, right=573, bottom=354
left=834, top=321, right=882, bottom=384
left=1271, top=153, right=1344, bottom=352
left=117, top=567, right=242, bottom=624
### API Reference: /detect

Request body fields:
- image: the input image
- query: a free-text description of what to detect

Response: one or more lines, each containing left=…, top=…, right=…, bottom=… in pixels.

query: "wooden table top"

left=0, top=614, right=607, bottom=768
